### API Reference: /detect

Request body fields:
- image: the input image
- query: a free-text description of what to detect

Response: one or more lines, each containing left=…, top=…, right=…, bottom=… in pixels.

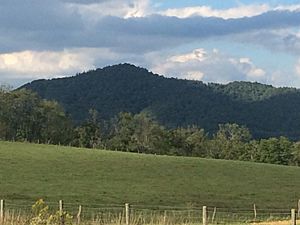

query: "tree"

left=0, top=89, right=73, bottom=144
left=292, top=142, right=300, bottom=166
left=39, top=100, right=74, bottom=145
left=241, top=140, right=260, bottom=161
left=210, top=123, right=252, bottom=160
left=168, top=126, right=207, bottom=157
left=75, top=109, right=102, bottom=148
left=130, top=112, right=168, bottom=154
left=107, top=112, right=169, bottom=154
left=107, top=112, right=135, bottom=151
left=257, top=137, right=293, bottom=165
left=5, top=89, right=43, bottom=142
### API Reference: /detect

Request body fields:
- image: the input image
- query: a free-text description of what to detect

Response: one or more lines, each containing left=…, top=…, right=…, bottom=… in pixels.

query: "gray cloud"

left=0, top=0, right=84, bottom=53
left=98, top=11, right=300, bottom=37
left=232, top=29, right=300, bottom=55
left=1, top=0, right=300, bottom=54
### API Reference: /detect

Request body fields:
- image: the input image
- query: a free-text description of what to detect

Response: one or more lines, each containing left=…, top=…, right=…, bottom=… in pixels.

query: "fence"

left=0, top=199, right=299, bottom=225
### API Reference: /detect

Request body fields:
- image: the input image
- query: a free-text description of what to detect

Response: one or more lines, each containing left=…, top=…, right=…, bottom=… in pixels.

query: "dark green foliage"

left=1, top=63, right=299, bottom=167
left=209, top=123, right=251, bottom=160
left=0, top=89, right=73, bottom=145
left=209, top=81, right=297, bottom=102
left=74, top=109, right=102, bottom=148
left=39, top=100, right=74, bottom=144
left=292, top=142, right=300, bottom=166
left=168, top=126, right=208, bottom=157
left=0, top=87, right=299, bottom=166
left=20, top=64, right=300, bottom=140
left=107, top=112, right=168, bottom=154
left=257, top=137, right=293, bottom=165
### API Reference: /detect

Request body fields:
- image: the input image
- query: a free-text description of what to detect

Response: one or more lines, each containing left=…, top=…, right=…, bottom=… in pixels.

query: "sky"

left=1, top=0, right=300, bottom=87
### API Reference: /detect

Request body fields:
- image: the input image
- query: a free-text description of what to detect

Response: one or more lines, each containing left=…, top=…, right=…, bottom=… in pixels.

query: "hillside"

left=0, top=141, right=300, bottom=209
left=21, top=63, right=300, bottom=139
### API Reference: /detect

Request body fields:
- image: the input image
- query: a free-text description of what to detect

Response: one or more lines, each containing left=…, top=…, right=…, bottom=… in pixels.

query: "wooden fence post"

left=125, top=203, right=130, bottom=225
left=77, top=205, right=82, bottom=224
left=163, top=210, right=167, bottom=225
left=0, top=200, right=4, bottom=224
left=291, top=209, right=296, bottom=225
left=59, top=200, right=64, bottom=225
left=59, top=200, right=63, bottom=214
left=211, top=207, right=216, bottom=223
left=202, top=206, right=207, bottom=225
left=298, top=199, right=300, bottom=217
left=253, top=204, right=257, bottom=221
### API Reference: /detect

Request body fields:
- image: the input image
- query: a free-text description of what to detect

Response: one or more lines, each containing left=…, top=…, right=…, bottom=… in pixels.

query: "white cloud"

left=161, top=4, right=270, bottom=19
left=185, top=71, right=204, bottom=80
left=64, top=1, right=300, bottom=21
left=1, top=1, right=300, bottom=55
left=0, top=50, right=90, bottom=78
left=160, top=4, right=300, bottom=19
left=0, top=48, right=117, bottom=79
left=267, top=70, right=300, bottom=87
left=1, top=1, right=300, bottom=88
left=67, top=0, right=150, bottom=22
left=275, top=4, right=300, bottom=12
left=151, top=48, right=267, bottom=84
left=151, top=49, right=300, bottom=87
left=230, top=57, right=266, bottom=78
left=168, top=49, right=207, bottom=63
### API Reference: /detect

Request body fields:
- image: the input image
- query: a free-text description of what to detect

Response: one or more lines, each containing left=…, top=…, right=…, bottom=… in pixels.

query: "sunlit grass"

left=0, top=141, right=300, bottom=210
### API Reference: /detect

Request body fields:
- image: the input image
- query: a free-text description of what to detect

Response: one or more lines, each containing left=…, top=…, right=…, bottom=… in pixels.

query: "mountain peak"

left=21, top=64, right=300, bottom=140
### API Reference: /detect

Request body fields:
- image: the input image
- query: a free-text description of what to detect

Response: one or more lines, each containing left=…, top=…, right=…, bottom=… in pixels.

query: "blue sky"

left=0, top=0, right=300, bottom=87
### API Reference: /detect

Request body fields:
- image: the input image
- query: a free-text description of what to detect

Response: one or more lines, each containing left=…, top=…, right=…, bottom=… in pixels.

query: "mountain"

left=21, top=63, right=300, bottom=139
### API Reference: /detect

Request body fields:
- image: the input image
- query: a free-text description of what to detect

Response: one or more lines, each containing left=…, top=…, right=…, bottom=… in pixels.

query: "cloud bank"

left=0, top=0, right=300, bottom=87
left=151, top=49, right=267, bottom=84
left=1, top=1, right=300, bottom=53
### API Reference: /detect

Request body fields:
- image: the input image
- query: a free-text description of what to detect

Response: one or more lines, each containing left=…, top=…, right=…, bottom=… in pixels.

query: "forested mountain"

left=21, top=63, right=300, bottom=139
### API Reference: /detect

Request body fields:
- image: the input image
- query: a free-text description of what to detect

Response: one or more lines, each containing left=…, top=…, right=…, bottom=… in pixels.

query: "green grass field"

left=0, top=141, right=299, bottom=210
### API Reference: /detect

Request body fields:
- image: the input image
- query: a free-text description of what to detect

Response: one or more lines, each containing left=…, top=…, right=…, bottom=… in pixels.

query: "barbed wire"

left=1, top=199, right=298, bottom=224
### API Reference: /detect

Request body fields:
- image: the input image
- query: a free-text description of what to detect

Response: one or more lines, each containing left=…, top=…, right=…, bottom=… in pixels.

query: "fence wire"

left=0, top=200, right=299, bottom=225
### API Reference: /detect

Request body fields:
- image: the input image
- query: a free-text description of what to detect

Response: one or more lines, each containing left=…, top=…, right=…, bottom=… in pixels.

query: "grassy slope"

left=0, top=141, right=299, bottom=209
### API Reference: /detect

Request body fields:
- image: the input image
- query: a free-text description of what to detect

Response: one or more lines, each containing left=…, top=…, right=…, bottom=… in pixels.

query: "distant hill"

left=21, top=63, right=300, bottom=139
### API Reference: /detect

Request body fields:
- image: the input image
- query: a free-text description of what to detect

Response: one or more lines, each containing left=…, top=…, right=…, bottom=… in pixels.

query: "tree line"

left=1, top=88, right=299, bottom=166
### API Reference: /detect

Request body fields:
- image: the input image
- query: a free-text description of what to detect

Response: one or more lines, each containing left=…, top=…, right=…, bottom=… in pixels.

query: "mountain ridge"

left=21, top=63, right=300, bottom=139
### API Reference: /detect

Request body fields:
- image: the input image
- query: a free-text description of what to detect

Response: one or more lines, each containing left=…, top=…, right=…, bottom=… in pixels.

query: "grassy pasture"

left=0, top=141, right=299, bottom=210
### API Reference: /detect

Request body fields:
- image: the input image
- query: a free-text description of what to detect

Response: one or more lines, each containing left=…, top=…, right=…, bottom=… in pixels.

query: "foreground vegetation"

left=0, top=141, right=300, bottom=210
left=1, top=88, right=300, bottom=167
left=2, top=199, right=298, bottom=225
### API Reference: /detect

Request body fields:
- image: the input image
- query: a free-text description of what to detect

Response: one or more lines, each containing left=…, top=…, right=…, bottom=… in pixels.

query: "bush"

left=30, top=199, right=73, bottom=225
